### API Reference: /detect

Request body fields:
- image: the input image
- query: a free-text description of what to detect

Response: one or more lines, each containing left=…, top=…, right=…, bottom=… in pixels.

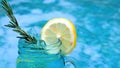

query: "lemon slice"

left=41, top=18, right=77, bottom=55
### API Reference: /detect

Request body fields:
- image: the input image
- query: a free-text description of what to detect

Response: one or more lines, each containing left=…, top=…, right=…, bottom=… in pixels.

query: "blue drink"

left=16, top=39, right=78, bottom=68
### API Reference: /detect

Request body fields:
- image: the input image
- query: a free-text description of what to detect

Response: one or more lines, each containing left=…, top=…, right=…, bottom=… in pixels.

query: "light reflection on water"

left=0, top=0, right=120, bottom=68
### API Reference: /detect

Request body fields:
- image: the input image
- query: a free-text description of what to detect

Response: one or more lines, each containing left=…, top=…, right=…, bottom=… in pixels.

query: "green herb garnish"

left=1, top=0, right=37, bottom=44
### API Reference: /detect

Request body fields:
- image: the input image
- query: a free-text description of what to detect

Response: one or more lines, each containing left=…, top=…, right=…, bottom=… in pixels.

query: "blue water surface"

left=0, top=0, right=120, bottom=68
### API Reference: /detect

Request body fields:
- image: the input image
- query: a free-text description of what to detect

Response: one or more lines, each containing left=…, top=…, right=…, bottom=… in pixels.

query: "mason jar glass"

left=16, top=39, right=78, bottom=68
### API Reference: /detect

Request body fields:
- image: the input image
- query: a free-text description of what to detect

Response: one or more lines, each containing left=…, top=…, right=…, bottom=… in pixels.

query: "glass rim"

left=18, top=38, right=62, bottom=51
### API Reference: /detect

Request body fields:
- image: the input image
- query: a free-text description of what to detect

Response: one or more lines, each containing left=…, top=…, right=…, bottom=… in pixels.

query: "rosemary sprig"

left=1, top=0, right=37, bottom=44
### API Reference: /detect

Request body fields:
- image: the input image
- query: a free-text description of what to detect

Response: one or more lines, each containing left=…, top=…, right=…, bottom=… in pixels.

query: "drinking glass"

left=16, top=39, right=78, bottom=68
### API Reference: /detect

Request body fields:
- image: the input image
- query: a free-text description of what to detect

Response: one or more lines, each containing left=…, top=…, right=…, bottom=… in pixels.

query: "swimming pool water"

left=0, top=0, right=120, bottom=68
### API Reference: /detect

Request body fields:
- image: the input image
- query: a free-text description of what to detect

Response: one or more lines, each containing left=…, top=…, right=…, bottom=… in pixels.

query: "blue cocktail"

left=1, top=1, right=78, bottom=68
left=16, top=39, right=78, bottom=68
